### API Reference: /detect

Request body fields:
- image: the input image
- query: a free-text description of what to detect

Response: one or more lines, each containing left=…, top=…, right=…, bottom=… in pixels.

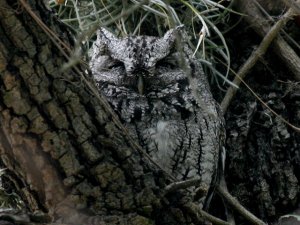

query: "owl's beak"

left=137, top=75, right=144, bottom=95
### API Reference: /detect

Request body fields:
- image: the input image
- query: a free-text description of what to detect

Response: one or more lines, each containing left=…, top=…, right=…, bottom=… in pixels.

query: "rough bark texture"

left=0, top=1, right=191, bottom=224
left=0, top=0, right=300, bottom=225
left=225, top=18, right=300, bottom=223
left=222, top=1, right=300, bottom=223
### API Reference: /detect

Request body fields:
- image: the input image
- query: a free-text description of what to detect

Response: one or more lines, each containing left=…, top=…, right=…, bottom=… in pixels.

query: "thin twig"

left=164, top=178, right=202, bottom=194
left=217, top=185, right=267, bottom=225
left=253, top=1, right=300, bottom=52
left=226, top=67, right=300, bottom=132
left=235, top=0, right=300, bottom=80
left=183, top=202, right=231, bottom=225
left=282, top=0, right=300, bottom=14
left=221, top=4, right=296, bottom=113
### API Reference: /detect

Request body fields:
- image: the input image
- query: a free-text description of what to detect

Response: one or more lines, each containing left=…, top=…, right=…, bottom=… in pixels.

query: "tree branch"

left=221, top=1, right=297, bottom=113
left=282, top=0, right=300, bottom=14
left=217, top=185, right=267, bottom=225
left=164, top=178, right=204, bottom=194
left=183, top=202, right=231, bottom=225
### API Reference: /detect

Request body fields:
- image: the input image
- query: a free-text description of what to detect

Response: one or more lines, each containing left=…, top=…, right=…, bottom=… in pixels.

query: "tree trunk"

left=0, top=1, right=189, bottom=224
left=225, top=1, right=300, bottom=221
left=0, top=0, right=299, bottom=225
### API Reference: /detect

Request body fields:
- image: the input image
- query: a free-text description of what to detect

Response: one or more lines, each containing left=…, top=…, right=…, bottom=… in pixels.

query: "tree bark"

left=0, top=0, right=299, bottom=225
left=225, top=13, right=300, bottom=225
left=225, top=74, right=300, bottom=222
left=223, top=2, right=300, bottom=223
left=0, top=1, right=190, bottom=224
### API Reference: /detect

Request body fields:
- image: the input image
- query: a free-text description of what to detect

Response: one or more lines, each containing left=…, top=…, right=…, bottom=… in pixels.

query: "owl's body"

left=90, top=27, right=224, bottom=195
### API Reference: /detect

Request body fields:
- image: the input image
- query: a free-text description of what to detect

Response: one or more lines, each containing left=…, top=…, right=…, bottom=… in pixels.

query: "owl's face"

left=92, top=26, right=185, bottom=95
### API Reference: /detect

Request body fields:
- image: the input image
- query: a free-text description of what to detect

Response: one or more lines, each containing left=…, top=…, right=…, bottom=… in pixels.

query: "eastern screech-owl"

left=89, top=26, right=225, bottom=196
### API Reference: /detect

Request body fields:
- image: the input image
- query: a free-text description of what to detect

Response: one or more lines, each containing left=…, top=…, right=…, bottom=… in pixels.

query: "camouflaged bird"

left=89, top=26, right=225, bottom=203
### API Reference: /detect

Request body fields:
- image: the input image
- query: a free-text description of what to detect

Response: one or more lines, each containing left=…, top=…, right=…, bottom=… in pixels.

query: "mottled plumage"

left=89, top=26, right=225, bottom=198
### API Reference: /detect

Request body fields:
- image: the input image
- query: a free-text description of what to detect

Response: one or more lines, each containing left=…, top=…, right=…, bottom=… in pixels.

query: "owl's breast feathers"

left=97, top=76, right=223, bottom=182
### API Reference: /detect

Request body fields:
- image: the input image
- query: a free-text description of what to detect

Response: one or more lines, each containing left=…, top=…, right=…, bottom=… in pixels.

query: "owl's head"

left=94, top=26, right=184, bottom=94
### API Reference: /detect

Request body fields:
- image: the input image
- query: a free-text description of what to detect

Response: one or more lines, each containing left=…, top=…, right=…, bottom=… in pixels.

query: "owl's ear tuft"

left=97, top=27, right=119, bottom=45
left=92, top=28, right=119, bottom=55
left=96, top=28, right=127, bottom=63
left=162, top=25, right=184, bottom=44
left=149, top=25, right=185, bottom=66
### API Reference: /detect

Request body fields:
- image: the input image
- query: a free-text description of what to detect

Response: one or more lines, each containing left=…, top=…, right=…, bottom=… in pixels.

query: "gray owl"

left=89, top=26, right=225, bottom=199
